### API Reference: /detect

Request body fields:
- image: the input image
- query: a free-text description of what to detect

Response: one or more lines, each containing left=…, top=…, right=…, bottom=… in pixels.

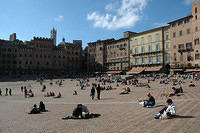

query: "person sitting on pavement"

left=62, top=104, right=100, bottom=119
left=139, top=93, right=156, bottom=107
left=154, top=99, right=176, bottom=119
left=72, top=104, right=83, bottom=118
left=29, top=104, right=40, bottom=114
left=28, top=91, right=34, bottom=97
left=120, top=88, right=129, bottom=95
left=189, top=81, right=195, bottom=87
left=44, top=92, right=50, bottom=97
left=39, top=101, right=47, bottom=112
left=73, top=90, right=77, bottom=95
left=42, top=85, right=46, bottom=92
left=81, top=104, right=90, bottom=118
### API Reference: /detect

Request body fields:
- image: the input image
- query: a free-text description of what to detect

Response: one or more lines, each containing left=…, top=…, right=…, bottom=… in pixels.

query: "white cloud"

left=153, top=22, right=167, bottom=27
left=183, top=0, right=195, bottom=5
left=55, top=15, right=64, bottom=22
left=87, top=0, right=148, bottom=30
left=105, top=3, right=113, bottom=11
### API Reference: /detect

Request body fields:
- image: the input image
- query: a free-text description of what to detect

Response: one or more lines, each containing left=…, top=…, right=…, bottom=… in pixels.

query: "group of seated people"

left=29, top=101, right=47, bottom=114
left=44, top=92, right=62, bottom=98
left=139, top=93, right=156, bottom=107
left=26, top=89, right=34, bottom=97
left=120, top=87, right=131, bottom=94
left=160, top=80, right=169, bottom=84
left=168, top=86, right=183, bottom=97
left=44, top=92, right=55, bottom=97
left=138, top=92, right=177, bottom=120
left=53, top=92, right=62, bottom=98
left=138, top=93, right=177, bottom=120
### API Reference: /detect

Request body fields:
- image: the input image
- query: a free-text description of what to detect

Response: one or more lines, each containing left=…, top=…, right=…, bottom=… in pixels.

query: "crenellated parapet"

left=33, top=37, right=53, bottom=41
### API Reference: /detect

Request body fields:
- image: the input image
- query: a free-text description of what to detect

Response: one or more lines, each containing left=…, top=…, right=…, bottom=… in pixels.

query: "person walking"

left=90, top=86, right=95, bottom=100
left=96, top=84, right=101, bottom=100
left=24, top=88, right=28, bottom=98
left=5, top=88, right=8, bottom=96
left=21, top=86, right=23, bottom=93
left=9, top=88, right=12, bottom=96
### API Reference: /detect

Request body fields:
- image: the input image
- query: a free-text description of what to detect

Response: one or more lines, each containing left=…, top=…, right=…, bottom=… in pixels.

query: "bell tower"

left=51, top=27, right=57, bottom=46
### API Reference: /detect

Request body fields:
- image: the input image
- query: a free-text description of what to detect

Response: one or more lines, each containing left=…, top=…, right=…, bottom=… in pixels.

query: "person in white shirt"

left=82, top=104, right=89, bottom=118
left=154, top=99, right=176, bottom=119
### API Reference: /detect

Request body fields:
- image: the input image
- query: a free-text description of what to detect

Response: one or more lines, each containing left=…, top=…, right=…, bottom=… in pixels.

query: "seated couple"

left=154, top=99, right=176, bottom=119
left=139, top=93, right=156, bottom=108
left=63, top=104, right=89, bottom=119
left=28, top=101, right=47, bottom=114
left=168, top=86, right=183, bottom=97
left=62, top=104, right=101, bottom=119
left=44, top=92, right=55, bottom=97
left=53, top=92, right=62, bottom=98
left=120, top=87, right=131, bottom=95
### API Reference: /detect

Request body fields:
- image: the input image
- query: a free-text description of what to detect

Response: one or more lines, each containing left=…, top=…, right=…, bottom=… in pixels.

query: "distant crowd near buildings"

left=1, top=0, right=200, bottom=75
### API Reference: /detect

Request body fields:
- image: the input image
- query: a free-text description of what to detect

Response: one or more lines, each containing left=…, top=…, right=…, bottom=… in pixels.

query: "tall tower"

left=9, top=33, right=16, bottom=41
left=51, top=28, right=57, bottom=46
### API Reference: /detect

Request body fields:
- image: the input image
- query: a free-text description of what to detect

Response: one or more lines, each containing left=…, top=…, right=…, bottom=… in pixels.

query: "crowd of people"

left=1, top=73, right=198, bottom=122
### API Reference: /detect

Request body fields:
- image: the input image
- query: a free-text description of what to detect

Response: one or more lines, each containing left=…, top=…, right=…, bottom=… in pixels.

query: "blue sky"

left=0, top=0, right=195, bottom=48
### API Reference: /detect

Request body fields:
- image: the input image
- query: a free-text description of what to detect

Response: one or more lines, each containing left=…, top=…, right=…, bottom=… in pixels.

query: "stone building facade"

left=130, top=26, right=170, bottom=72
left=168, top=15, right=193, bottom=69
left=169, top=0, right=200, bottom=69
left=87, top=39, right=114, bottom=72
left=87, top=31, right=136, bottom=73
left=104, top=38, right=130, bottom=71
left=192, top=0, right=200, bottom=68
left=0, top=33, right=82, bottom=75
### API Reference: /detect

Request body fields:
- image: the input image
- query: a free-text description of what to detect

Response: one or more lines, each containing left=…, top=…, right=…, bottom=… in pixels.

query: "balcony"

left=132, top=50, right=162, bottom=57
left=131, top=63, right=162, bottom=67
left=178, top=47, right=194, bottom=52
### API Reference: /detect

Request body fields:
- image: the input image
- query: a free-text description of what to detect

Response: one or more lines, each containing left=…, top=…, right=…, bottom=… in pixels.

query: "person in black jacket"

left=139, top=93, right=156, bottom=107
left=144, top=93, right=155, bottom=107
left=5, top=88, right=8, bottom=96
left=72, top=104, right=83, bottom=118
left=39, top=101, right=46, bottom=112
left=96, top=84, right=101, bottom=100
left=9, top=88, right=12, bottom=96
left=91, top=86, right=95, bottom=100
left=30, top=104, right=40, bottom=114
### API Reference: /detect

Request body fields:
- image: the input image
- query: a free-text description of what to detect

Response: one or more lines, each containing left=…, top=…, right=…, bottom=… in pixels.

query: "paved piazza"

left=0, top=77, right=200, bottom=133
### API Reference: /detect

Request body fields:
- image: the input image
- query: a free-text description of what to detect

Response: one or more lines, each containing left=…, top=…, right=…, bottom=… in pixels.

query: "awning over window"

left=94, top=72, right=101, bottom=74
left=172, top=69, right=184, bottom=72
left=127, top=67, right=145, bottom=75
left=145, top=66, right=162, bottom=72
left=106, top=71, right=122, bottom=74
left=185, top=69, right=200, bottom=73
